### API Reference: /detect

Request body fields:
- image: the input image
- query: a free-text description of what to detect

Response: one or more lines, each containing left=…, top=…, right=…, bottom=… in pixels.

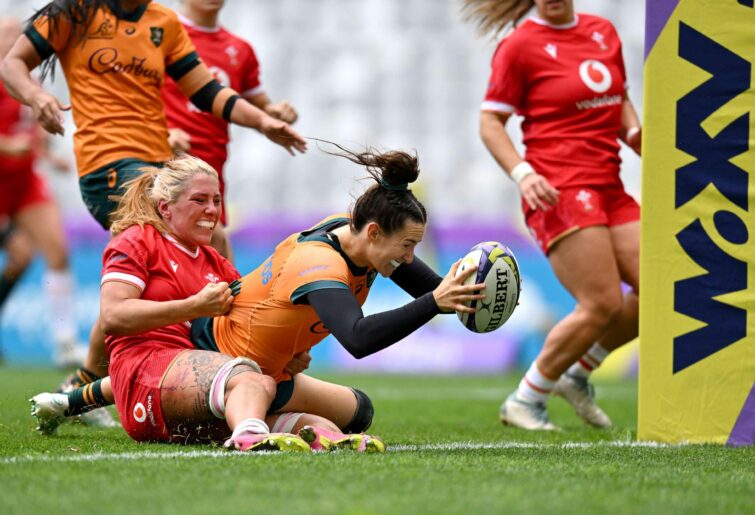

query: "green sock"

left=65, top=378, right=111, bottom=416
left=57, top=366, right=101, bottom=393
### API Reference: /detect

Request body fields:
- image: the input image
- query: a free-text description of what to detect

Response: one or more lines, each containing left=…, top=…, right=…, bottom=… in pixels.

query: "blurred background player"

left=0, top=15, right=86, bottom=368
left=467, top=0, right=642, bottom=429
left=163, top=0, right=298, bottom=260
left=0, top=0, right=306, bottom=406
left=32, top=145, right=484, bottom=452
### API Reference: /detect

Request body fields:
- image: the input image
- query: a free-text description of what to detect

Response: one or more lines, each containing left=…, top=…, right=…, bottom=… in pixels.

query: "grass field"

left=1, top=368, right=753, bottom=515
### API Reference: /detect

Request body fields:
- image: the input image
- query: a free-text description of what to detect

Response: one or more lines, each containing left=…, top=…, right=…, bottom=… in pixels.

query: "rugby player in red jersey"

left=0, top=16, right=86, bottom=369
left=468, top=0, right=642, bottom=429
left=163, top=0, right=298, bottom=259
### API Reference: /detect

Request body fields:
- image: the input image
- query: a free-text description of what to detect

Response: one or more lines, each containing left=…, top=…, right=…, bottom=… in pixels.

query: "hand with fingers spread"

left=284, top=350, right=312, bottom=376
left=518, top=172, right=560, bottom=211
left=28, top=88, right=70, bottom=136
left=433, top=260, right=486, bottom=314
left=190, top=281, right=235, bottom=318
left=259, top=117, right=307, bottom=155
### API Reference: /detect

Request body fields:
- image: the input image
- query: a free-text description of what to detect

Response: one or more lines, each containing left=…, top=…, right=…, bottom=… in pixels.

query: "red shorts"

left=524, top=184, right=640, bottom=254
left=110, top=345, right=189, bottom=442
left=0, top=169, right=52, bottom=218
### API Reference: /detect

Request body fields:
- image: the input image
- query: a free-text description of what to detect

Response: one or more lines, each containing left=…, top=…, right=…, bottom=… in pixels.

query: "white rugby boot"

left=30, top=392, right=69, bottom=435
left=499, top=393, right=558, bottom=430
left=553, top=373, right=612, bottom=428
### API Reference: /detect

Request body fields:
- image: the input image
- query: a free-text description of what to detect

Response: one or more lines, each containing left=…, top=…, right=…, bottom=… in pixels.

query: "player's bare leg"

left=502, top=226, right=623, bottom=430
left=14, top=201, right=87, bottom=368
left=161, top=351, right=308, bottom=451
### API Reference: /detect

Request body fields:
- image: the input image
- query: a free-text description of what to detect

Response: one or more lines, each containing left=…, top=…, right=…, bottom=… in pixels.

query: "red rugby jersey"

left=101, top=223, right=240, bottom=361
left=162, top=14, right=262, bottom=177
left=483, top=14, right=627, bottom=188
left=0, top=75, right=35, bottom=175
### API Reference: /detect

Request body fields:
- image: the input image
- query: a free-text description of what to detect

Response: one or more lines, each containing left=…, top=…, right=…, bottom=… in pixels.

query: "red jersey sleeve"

left=482, top=36, right=525, bottom=114
left=101, top=227, right=151, bottom=292
left=239, top=42, right=262, bottom=97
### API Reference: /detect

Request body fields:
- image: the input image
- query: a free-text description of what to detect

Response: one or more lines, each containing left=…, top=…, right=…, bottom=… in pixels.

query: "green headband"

left=379, top=179, right=408, bottom=191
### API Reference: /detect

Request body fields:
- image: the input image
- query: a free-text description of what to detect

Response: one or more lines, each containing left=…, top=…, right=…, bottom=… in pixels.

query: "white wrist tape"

left=626, top=126, right=641, bottom=141
left=510, top=161, right=535, bottom=184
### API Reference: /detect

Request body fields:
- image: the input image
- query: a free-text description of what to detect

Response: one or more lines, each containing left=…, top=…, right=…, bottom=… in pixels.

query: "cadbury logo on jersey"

left=88, top=48, right=161, bottom=86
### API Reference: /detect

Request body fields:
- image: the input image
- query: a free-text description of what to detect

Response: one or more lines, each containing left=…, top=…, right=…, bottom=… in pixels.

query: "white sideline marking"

left=0, top=440, right=682, bottom=464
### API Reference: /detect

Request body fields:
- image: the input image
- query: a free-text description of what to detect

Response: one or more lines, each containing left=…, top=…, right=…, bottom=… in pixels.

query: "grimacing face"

left=159, top=174, right=221, bottom=249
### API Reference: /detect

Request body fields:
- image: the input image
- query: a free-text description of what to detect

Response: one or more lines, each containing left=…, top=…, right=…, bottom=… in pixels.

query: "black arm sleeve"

left=389, top=256, right=443, bottom=298
left=306, top=287, right=441, bottom=359
left=189, top=79, right=223, bottom=113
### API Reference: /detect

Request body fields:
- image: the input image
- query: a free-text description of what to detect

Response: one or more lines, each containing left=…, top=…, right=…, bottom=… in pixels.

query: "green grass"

left=1, top=368, right=753, bottom=514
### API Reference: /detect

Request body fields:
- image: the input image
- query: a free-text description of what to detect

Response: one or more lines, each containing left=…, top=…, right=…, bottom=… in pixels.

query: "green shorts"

left=79, top=158, right=161, bottom=229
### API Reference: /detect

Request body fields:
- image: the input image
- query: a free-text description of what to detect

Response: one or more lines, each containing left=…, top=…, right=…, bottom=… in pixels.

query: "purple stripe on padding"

left=645, top=0, right=681, bottom=60
left=727, top=383, right=755, bottom=447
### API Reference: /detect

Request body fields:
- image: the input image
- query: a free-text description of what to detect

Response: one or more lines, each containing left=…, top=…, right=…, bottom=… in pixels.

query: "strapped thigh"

left=208, top=357, right=261, bottom=419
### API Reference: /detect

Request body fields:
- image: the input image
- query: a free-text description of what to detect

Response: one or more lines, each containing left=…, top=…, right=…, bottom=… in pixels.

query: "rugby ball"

left=455, top=241, right=521, bottom=333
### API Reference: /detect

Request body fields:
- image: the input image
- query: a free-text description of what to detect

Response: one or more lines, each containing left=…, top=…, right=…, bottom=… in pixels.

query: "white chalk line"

left=0, top=440, right=683, bottom=465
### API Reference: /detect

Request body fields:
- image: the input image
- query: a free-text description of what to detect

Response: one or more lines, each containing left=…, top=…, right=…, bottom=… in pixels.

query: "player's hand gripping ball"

left=455, top=241, right=521, bottom=333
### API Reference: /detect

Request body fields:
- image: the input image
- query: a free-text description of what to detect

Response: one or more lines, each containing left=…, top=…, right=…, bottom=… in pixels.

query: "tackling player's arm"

left=100, top=280, right=233, bottom=336
left=169, top=59, right=306, bottom=155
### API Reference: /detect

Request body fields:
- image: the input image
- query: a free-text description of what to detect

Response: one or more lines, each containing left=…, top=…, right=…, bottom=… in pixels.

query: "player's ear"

left=366, top=222, right=381, bottom=242
left=158, top=199, right=171, bottom=220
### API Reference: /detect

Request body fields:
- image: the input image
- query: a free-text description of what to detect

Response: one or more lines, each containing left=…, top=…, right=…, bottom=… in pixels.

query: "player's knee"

left=208, top=357, right=265, bottom=419
left=585, top=292, right=622, bottom=326
left=342, top=388, right=374, bottom=433
left=229, top=369, right=276, bottom=401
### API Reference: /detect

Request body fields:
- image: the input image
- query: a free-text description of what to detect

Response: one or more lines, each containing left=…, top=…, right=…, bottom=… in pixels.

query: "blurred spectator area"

left=1, top=0, right=644, bottom=225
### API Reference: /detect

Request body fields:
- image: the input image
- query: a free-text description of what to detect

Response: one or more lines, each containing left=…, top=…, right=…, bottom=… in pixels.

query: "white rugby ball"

left=455, top=241, right=521, bottom=333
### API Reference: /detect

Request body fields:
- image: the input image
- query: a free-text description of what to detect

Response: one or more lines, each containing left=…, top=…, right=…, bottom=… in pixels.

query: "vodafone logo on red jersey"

left=578, top=60, right=612, bottom=93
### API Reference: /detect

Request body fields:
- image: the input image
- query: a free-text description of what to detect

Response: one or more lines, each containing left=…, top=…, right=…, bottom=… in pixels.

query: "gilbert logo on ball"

left=455, top=241, right=521, bottom=333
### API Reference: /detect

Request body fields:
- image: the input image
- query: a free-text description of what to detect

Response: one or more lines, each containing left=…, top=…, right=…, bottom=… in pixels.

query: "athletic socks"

left=230, top=418, right=270, bottom=438
left=515, top=362, right=556, bottom=404
left=57, top=366, right=101, bottom=393
left=567, top=344, right=610, bottom=379
left=64, top=378, right=111, bottom=416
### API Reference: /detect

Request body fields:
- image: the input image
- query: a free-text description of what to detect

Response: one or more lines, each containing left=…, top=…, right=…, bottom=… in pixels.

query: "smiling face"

left=158, top=174, right=221, bottom=249
left=366, top=220, right=426, bottom=277
left=534, top=0, right=575, bottom=25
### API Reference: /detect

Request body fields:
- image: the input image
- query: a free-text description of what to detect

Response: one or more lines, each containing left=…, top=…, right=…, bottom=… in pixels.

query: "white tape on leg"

left=208, top=357, right=262, bottom=419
